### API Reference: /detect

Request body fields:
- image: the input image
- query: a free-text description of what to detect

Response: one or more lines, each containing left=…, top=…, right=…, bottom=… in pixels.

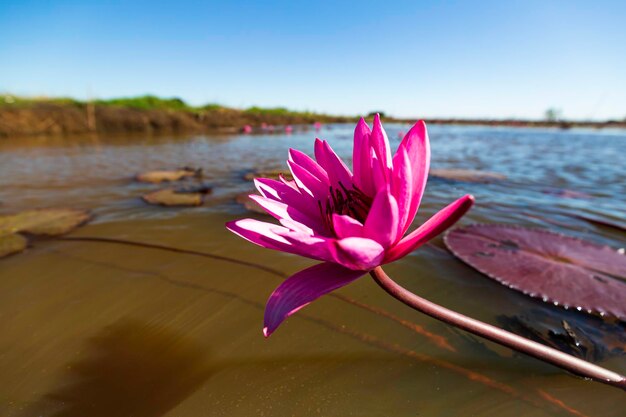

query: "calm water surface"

left=0, top=124, right=625, bottom=416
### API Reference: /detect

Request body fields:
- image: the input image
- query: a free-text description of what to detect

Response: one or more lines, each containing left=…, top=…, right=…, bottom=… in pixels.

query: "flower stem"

left=370, top=266, right=626, bottom=391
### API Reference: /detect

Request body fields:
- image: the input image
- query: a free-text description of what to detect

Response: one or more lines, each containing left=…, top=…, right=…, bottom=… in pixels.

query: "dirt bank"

left=0, top=103, right=351, bottom=137
left=1, top=102, right=624, bottom=138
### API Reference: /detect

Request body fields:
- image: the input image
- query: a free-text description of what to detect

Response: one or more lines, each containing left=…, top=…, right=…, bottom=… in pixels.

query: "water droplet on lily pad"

left=444, top=224, right=626, bottom=321
left=142, top=185, right=212, bottom=207
left=136, top=167, right=202, bottom=183
left=430, top=169, right=506, bottom=183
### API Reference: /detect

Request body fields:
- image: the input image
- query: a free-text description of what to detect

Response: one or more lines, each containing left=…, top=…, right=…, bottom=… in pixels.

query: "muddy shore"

left=0, top=103, right=351, bottom=137
left=1, top=102, right=624, bottom=137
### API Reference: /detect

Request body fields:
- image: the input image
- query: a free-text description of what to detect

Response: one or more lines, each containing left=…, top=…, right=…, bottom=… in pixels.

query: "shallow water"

left=0, top=124, right=625, bottom=416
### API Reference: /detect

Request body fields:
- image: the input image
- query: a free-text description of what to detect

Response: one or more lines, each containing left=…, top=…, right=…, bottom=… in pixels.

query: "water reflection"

left=21, top=320, right=213, bottom=417
left=17, top=316, right=591, bottom=417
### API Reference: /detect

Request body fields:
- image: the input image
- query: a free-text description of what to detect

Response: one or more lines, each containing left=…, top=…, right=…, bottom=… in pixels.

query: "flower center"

left=318, top=182, right=372, bottom=235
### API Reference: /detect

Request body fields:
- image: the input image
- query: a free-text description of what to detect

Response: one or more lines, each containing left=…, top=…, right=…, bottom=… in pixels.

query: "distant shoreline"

left=1, top=96, right=624, bottom=138
left=413, top=118, right=626, bottom=130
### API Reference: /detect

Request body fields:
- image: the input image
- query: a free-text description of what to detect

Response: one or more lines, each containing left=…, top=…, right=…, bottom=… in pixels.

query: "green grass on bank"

left=0, top=94, right=220, bottom=111
left=1, top=95, right=84, bottom=107
left=95, top=95, right=197, bottom=111
left=3, top=94, right=625, bottom=125
left=243, top=106, right=324, bottom=119
left=0, top=93, right=338, bottom=119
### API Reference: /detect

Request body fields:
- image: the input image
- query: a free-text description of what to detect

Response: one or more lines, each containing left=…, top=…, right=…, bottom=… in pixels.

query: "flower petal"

left=371, top=114, right=392, bottom=168
left=272, top=228, right=383, bottom=270
left=352, top=118, right=374, bottom=195
left=279, top=174, right=298, bottom=190
left=370, top=114, right=392, bottom=190
left=279, top=218, right=314, bottom=235
left=371, top=153, right=388, bottom=193
left=254, top=177, right=318, bottom=218
left=331, top=237, right=385, bottom=270
left=226, top=218, right=291, bottom=251
left=272, top=228, right=336, bottom=262
left=399, top=120, right=430, bottom=224
left=288, top=160, right=329, bottom=199
left=332, top=214, right=364, bottom=238
left=288, top=148, right=329, bottom=183
left=363, top=187, right=399, bottom=248
left=314, top=139, right=353, bottom=189
left=384, top=195, right=474, bottom=262
left=249, top=194, right=323, bottom=231
left=263, top=262, right=366, bottom=336
left=391, top=145, right=413, bottom=235
left=227, top=219, right=329, bottom=261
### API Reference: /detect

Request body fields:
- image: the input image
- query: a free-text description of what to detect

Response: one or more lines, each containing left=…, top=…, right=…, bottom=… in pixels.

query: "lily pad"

left=430, top=169, right=506, bottom=183
left=0, top=233, right=27, bottom=258
left=0, top=208, right=91, bottom=236
left=142, top=185, right=212, bottom=207
left=444, top=224, right=626, bottom=320
left=136, top=167, right=202, bottom=183
left=244, top=169, right=293, bottom=182
left=235, top=192, right=266, bottom=215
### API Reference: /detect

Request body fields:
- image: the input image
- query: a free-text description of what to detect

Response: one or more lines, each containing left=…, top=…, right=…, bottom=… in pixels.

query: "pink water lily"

left=227, top=115, right=474, bottom=336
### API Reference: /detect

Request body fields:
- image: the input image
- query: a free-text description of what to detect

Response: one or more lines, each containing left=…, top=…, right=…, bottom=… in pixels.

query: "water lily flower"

left=224, top=117, right=626, bottom=391
left=285, top=125, right=293, bottom=133
left=227, top=115, right=474, bottom=336
left=242, top=125, right=253, bottom=134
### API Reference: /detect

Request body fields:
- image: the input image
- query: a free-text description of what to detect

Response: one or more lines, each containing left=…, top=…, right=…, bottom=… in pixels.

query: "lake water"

left=0, top=124, right=625, bottom=416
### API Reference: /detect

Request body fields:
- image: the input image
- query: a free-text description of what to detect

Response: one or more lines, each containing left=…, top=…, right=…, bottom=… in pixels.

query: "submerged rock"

left=0, top=208, right=91, bottom=259
left=0, top=208, right=91, bottom=236
left=136, top=167, right=202, bottom=183
left=0, top=233, right=27, bottom=258
left=235, top=192, right=266, bottom=215
left=142, top=185, right=212, bottom=207
left=243, top=169, right=293, bottom=182
left=497, top=310, right=625, bottom=361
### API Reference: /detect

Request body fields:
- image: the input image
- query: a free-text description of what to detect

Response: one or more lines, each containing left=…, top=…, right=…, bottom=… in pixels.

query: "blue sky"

left=1, top=0, right=625, bottom=120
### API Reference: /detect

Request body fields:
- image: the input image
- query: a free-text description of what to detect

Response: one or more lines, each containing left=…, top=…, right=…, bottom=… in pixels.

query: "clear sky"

left=1, top=0, right=625, bottom=120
